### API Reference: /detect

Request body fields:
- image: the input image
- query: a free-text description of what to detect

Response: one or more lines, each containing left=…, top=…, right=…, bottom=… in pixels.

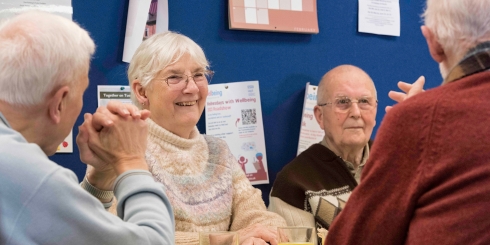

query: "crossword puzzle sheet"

left=229, top=0, right=318, bottom=33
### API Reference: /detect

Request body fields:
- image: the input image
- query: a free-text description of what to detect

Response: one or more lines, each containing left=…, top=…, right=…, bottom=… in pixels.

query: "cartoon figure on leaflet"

left=238, top=156, right=248, bottom=173
left=253, top=152, right=267, bottom=180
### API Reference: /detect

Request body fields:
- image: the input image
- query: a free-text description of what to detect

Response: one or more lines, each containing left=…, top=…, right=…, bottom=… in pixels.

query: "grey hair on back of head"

left=422, top=0, right=490, bottom=58
left=0, top=11, right=95, bottom=106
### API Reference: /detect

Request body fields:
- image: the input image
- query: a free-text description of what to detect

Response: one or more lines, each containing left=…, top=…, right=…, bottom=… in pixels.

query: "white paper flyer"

left=205, top=81, right=269, bottom=185
left=358, top=0, right=400, bottom=36
left=297, top=82, right=324, bottom=155
left=0, top=0, right=72, bottom=20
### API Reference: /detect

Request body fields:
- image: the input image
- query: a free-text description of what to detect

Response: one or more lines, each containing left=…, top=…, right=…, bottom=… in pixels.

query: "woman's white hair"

left=0, top=11, right=95, bottom=106
left=128, top=31, right=210, bottom=108
left=422, top=0, right=490, bottom=58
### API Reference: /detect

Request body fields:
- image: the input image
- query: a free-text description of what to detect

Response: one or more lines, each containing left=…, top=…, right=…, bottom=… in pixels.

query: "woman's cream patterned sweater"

left=145, top=119, right=286, bottom=245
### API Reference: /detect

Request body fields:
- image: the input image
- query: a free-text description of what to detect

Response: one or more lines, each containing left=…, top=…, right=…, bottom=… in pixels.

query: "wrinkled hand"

left=385, top=75, right=425, bottom=112
left=76, top=101, right=151, bottom=189
left=77, top=101, right=150, bottom=170
left=238, top=224, right=278, bottom=245
left=88, top=102, right=150, bottom=175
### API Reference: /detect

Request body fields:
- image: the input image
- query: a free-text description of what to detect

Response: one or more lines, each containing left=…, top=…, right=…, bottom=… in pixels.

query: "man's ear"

left=314, top=105, right=325, bottom=130
left=47, top=86, right=70, bottom=124
left=131, top=80, right=148, bottom=105
left=421, top=25, right=446, bottom=63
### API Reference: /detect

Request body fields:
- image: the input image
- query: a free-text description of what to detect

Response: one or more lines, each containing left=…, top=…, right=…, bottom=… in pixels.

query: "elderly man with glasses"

left=269, top=65, right=377, bottom=244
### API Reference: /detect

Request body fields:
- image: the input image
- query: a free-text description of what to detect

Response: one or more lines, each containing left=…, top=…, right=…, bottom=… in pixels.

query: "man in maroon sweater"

left=327, top=1, right=490, bottom=244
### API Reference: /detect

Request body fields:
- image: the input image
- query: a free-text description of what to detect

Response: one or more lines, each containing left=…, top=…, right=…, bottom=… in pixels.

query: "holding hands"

left=76, top=101, right=151, bottom=190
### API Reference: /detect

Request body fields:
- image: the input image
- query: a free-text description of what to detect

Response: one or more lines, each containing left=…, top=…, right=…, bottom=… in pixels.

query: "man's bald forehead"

left=322, top=65, right=371, bottom=85
left=318, top=65, right=376, bottom=101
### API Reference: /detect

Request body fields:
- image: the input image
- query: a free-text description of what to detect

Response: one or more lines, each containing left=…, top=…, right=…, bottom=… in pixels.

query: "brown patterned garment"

left=271, top=142, right=370, bottom=230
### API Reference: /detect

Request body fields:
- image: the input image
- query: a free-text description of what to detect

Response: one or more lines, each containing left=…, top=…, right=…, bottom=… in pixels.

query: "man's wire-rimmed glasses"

left=159, top=70, right=214, bottom=90
left=318, top=96, right=378, bottom=113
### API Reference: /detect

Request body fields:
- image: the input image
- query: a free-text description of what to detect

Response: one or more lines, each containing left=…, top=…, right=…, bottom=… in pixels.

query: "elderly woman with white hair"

left=93, top=31, right=286, bottom=245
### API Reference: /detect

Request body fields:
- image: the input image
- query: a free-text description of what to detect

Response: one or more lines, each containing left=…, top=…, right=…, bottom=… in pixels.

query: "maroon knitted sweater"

left=327, top=71, right=490, bottom=244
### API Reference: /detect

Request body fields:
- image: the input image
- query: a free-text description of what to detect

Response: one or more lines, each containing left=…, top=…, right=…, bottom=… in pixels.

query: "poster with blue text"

left=205, top=81, right=269, bottom=185
left=297, top=82, right=324, bottom=155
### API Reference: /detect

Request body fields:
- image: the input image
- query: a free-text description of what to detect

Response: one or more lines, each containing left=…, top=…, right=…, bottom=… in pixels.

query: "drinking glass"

left=277, top=226, right=314, bottom=245
left=199, top=231, right=239, bottom=245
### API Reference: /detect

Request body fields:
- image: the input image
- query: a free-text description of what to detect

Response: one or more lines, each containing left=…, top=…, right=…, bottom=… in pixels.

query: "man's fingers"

left=76, top=124, right=91, bottom=164
left=76, top=124, right=87, bottom=145
left=83, top=114, right=103, bottom=148
left=398, top=76, right=425, bottom=94
left=126, top=105, right=142, bottom=118
left=105, top=101, right=130, bottom=117
left=90, top=112, right=114, bottom=131
left=387, top=76, right=426, bottom=113
left=397, top=81, right=413, bottom=93
left=388, top=91, right=407, bottom=103
left=77, top=117, right=103, bottom=165
left=105, top=100, right=145, bottom=119
left=385, top=105, right=393, bottom=113
left=407, top=75, right=425, bottom=97
left=414, top=75, right=425, bottom=86
left=140, top=109, right=151, bottom=120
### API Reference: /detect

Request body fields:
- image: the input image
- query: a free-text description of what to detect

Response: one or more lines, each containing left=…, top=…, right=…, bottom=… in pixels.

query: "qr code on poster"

left=241, top=109, right=257, bottom=125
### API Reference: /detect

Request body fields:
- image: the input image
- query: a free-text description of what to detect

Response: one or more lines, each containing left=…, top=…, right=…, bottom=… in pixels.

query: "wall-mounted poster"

left=297, top=82, right=324, bottom=155
left=97, top=85, right=132, bottom=107
left=56, top=131, right=73, bottom=153
left=229, top=0, right=318, bottom=34
left=205, top=81, right=269, bottom=185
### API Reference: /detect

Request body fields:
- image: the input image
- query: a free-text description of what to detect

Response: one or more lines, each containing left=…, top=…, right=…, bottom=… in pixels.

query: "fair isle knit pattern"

left=145, top=119, right=286, bottom=245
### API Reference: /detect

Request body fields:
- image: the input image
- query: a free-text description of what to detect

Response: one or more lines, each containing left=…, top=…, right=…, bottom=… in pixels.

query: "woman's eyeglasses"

left=158, top=70, right=214, bottom=90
